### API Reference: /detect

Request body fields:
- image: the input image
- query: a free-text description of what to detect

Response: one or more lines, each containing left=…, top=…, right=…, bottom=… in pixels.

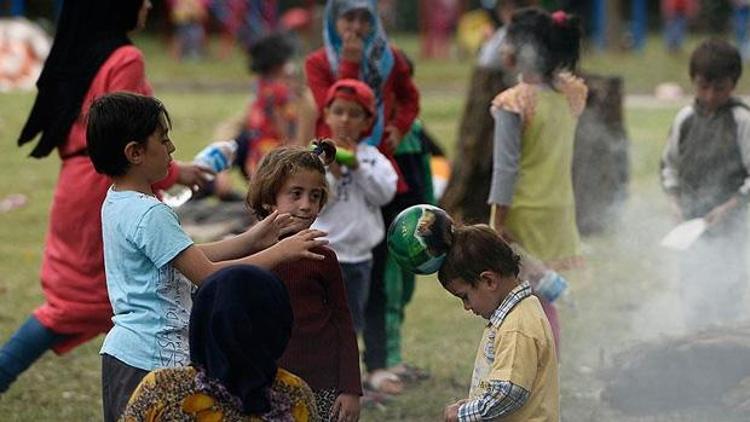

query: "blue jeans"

left=734, top=6, right=750, bottom=59
left=664, top=15, right=687, bottom=52
left=0, top=315, right=68, bottom=392
left=340, top=260, right=373, bottom=334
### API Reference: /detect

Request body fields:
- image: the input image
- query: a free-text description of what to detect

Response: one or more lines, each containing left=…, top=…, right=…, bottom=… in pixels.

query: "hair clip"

left=551, top=10, right=567, bottom=26
left=310, top=139, right=336, bottom=165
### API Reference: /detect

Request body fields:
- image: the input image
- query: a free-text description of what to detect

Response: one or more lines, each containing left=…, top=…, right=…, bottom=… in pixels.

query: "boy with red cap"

left=312, top=79, right=398, bottom=335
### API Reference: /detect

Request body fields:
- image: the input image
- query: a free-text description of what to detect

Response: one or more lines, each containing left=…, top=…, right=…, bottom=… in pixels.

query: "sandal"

left=364, top=369, right=404, bottom=395
left=0, top=194, right=27, bottom=213
left=388, top=363, right=431, bottom=383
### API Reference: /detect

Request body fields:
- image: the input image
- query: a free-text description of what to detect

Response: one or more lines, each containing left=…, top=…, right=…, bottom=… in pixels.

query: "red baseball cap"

left=324, top=79, right=376, bottom=117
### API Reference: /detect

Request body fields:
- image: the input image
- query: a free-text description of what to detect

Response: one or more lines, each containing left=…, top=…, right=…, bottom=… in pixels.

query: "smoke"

left=562, top=99, right=750, bottom=419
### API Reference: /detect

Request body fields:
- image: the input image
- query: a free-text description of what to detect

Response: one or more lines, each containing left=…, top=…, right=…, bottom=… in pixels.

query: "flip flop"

left=388, top=363, right=431, bottom=383
left=364, top=369, right=404, bottom=395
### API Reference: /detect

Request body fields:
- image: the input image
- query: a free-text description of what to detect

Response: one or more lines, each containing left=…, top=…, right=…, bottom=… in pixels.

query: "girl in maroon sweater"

left=247, top=142, right=362, bottom=422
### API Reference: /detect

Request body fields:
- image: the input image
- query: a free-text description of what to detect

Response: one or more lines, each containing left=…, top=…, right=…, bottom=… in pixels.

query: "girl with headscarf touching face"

left=0, top=0, right=210, bottom=396
left=121, top=265, right=319, bottom=421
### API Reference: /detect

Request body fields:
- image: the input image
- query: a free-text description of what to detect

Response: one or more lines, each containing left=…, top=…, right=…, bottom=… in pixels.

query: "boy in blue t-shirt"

left=86, top=92, right=328, bottom=422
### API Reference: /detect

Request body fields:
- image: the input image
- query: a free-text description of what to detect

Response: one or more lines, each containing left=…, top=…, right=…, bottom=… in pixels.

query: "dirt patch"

left=601, top=324, right=750, bottom=417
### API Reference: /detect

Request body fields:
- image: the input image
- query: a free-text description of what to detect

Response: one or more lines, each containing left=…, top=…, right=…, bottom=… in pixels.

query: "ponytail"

left=549, top=10, right=582, bottom=74
left=506, top=7, right=582, bottom=80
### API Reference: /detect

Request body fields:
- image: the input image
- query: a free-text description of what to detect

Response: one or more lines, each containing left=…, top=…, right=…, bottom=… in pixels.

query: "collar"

left=488, top=281, right=532, bottom=328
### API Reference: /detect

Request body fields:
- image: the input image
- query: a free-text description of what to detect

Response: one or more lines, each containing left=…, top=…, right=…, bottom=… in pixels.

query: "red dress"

left=33, top=45, right=179, bottom=354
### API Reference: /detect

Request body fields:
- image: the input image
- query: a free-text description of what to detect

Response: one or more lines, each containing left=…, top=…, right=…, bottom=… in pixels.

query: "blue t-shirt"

left=100, top=188, right=194, bottom=371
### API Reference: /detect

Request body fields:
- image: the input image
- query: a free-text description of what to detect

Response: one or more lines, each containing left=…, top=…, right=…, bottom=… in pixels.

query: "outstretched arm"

left=173, top=229, right=328, bottom=286
left=196, top=211, right=293, bottom=261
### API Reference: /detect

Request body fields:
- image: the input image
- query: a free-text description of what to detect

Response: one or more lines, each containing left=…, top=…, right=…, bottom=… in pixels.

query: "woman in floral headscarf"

left=304, top=0, right=421, bottom=398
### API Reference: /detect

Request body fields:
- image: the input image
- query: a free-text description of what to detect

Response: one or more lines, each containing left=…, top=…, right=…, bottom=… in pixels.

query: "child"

left=86, top=92, right=327, bottom=421
left=247, top=143, right=362, bottom=421
left=312, top=79, right=398, bottom=334
left=209, top=32, right=299, bottom=199
left=487, top=7, right=587, bottom=350
left=167, top=0, right=208, bottom=60
left=660, top=39, right=750, bottom=330
left=240, top=32, right=299, bottom=177
left=439, top=225, right=558, bottom=422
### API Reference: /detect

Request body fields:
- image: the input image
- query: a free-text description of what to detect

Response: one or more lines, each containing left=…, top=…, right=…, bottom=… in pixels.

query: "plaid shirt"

left=457, top=282, right=533, bottom=422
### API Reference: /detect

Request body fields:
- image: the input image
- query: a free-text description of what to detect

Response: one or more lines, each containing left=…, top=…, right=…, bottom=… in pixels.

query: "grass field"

left=0, top=34, right=748, bottom=420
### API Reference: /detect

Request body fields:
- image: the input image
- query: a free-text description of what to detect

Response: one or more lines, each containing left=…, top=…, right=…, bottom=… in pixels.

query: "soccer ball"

left=387, top=204, right=454, bottom=275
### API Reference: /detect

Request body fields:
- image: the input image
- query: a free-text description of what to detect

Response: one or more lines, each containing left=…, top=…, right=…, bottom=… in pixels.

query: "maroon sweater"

left=274, top=247, right=362, bottom=395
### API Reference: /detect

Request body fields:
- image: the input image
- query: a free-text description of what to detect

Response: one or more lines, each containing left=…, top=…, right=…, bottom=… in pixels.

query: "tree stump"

left=439, top=66, right=513, bottom=224
left=441, top=70, right=630, bottom=235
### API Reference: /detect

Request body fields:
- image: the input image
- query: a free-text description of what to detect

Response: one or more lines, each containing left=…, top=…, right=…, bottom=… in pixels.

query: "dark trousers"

left=101, top=354, right=149, bottom=422
left=340, top=260, right=373, bottom=334
left=363, top=237, right=389, bottom=371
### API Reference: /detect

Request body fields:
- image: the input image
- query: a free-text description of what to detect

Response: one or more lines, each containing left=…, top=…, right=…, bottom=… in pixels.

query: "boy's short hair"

left=248, top=33, right=295, bottom=75
left=324, top=79, right=376, bottom=117
left=689, top=39, right=742, bottom=84
left=438, top=224, right=521, bottom=287
left=87, top=92, right=170, bottom=177
left=246, top=145, right=329, bottom=219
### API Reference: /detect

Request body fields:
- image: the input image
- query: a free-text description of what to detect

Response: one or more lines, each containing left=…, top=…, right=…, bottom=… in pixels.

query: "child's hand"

left=384, top=125, right=402, bottom=152
left=176, top=161, right=215, bottom=190
left=705, top=195, right=739, bottom=227
left=442, top=402, right=461, bottom=422
left=668, top=195, right=684, bottom=222
left=277, top=228, right=328, bottom=261
left=341, top=31, right=363, bottom=63
left=247, top=210, right=293, bottom=251
left=338, top=136, right=359, bottom=170
left=331, top=393, right=360, bottom=422
left=329, top=160, right=344, bottom=179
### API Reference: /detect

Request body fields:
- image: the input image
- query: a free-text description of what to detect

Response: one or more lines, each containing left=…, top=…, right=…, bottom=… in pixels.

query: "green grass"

left=135, top=33, right=750, bottom=96
left=1, top=32, right=746, bottom=420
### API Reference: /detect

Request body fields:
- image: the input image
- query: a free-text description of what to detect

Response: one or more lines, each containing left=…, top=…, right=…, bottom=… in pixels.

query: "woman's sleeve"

left=488, top=109, right=522, bottom=206
left=305, top=52, right=335, bottom=111
left=389, top=50, right=420, bottom=136
left=322, top=251, right=363, bottom=395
